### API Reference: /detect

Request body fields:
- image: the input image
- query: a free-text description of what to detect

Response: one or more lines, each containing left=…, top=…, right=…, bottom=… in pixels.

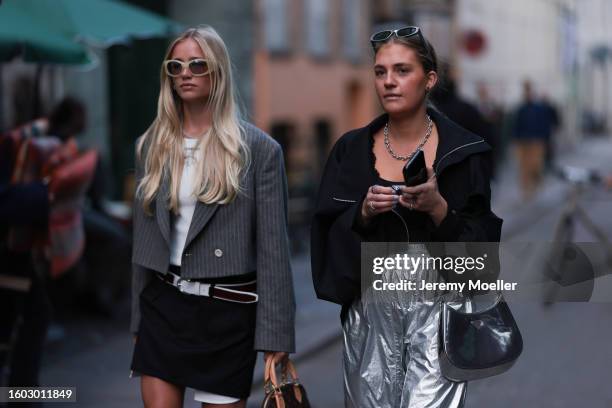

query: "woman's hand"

left=399, top=167, right=448, bottom=225
left=361, top=185, right=399, bottom=221
left=264, top=351, right=289, bottom=367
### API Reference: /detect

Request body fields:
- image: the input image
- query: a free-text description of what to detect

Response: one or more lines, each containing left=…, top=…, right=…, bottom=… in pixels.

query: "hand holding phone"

left=402, top=149, right=427, bottom=186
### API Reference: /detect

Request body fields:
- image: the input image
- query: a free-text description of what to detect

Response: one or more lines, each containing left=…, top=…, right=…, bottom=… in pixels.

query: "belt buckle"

left=177, top=277, right=188, bottom=293
left=177, top=277, right=199, bottom=295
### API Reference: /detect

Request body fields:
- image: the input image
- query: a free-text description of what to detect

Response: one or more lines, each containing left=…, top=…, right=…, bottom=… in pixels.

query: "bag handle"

left=263, top=356, right=285, bottom=408
left=281, top=360, right=304, bottom=403
left=444, top=290, right=504, bottom=315
left=280, top=360, right=299, bottom=383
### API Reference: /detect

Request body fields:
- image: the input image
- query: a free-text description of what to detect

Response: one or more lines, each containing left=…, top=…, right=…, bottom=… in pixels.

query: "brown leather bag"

left=262, top=358, right=311, bottom=408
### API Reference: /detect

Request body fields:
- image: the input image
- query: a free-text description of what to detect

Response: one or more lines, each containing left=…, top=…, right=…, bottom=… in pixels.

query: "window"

left=342, top=0, right=362, bottom=60
left=270, top=121, right=293, bottom=163
left=306, top=0, right=330, bottom=57
left=263, top=0, right=288, bottom=52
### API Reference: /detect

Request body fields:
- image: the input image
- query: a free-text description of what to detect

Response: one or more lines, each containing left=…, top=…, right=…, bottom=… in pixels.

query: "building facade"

left=253, top=0, right=378, bottom=189
left=386, top=0, right=584, bottom=145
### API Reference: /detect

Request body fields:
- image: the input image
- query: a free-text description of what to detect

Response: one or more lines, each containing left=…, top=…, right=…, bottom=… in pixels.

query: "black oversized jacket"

left=310, top=107, right=503, bottom=306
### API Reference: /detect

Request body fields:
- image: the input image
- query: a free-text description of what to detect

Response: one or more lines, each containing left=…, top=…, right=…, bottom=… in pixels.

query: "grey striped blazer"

left=130, top=123, right=296, bottom=353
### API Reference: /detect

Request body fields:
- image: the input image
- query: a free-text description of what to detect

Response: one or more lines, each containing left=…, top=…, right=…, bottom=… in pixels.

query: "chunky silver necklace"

left=384, top=114, right=433, bottom=161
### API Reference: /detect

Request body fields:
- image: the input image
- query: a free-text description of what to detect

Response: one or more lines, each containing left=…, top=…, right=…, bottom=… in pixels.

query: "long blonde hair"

left=136, top=26, right=249, bottom=215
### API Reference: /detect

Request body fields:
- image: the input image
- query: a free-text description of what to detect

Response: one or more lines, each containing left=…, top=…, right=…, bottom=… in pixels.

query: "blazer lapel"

left=184, top=201, right=219, bottom=249
left=155, top=177, right=171, bottom=246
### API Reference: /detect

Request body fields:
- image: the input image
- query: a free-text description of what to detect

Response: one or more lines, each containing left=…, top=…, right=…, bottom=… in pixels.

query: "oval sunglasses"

left=370, top=26, right=425, bottom=49
left=164, top=59, right=210, bottom=77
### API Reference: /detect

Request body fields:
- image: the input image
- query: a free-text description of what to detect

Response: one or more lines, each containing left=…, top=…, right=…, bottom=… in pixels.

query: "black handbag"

left=262, top=358, right=311, bottom=408
left=439, top=294, right=523, bottom=382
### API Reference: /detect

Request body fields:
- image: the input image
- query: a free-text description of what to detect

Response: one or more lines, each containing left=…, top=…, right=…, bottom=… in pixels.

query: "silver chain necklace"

left=183, top=132, right=204, bottom=167
left=384, top=114, right=433, bottom=161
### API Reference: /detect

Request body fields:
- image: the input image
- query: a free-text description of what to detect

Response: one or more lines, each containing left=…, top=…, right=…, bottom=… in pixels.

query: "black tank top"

left=375, top=176, right=430, bottom=242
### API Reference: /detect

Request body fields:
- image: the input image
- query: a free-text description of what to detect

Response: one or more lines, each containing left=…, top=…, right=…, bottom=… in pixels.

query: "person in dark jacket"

left=430, top=66, right=494, bottom=149
left=0, top=134, right=52, bottom=399
left=513, top=80, right=551, bottom=199
left=430, top=68, right=499, bottom=179
left=311, top=26, right=502, bottom=407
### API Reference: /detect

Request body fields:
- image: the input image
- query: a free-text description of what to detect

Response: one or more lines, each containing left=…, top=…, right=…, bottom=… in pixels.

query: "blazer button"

left=184, top=252, right=191, bottom=257
left=214, top=249, right=223, bottom=258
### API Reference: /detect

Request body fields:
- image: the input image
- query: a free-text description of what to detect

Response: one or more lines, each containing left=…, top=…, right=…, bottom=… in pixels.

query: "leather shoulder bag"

left=439, top=293, right=523, bottom=382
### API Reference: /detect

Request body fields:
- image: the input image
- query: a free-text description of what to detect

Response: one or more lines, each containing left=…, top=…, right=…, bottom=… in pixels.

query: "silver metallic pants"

left=342, top=245, right=467, bottom=408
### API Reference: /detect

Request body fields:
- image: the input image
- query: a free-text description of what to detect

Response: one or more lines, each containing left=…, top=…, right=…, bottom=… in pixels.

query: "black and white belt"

left=156, top=271, right=258, bottom=304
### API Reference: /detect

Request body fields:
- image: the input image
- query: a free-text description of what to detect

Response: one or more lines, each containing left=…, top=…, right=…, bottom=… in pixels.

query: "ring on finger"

left=368, top=200, right=376, bottom=212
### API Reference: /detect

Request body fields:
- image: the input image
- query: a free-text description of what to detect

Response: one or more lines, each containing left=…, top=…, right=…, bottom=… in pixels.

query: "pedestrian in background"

left=430, top=67, right=497, bottom=178
left=129, top=26, right=295, bottom=408
left=311, top=26, right=501, bottom=407
left=476, top=82, right=506, bottom=173
left=0, top=97, right=92, bottom=397
left=512, top=80, right=552, bottom=200
left=0, top=133, right=52, bottom=400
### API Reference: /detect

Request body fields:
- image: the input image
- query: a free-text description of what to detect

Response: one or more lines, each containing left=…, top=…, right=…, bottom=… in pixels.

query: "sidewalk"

left=492, top=136, right=612, bottom=240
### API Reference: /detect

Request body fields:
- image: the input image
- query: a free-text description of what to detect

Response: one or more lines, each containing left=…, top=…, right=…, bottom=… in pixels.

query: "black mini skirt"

left=130, top=268, right=258, bottom=399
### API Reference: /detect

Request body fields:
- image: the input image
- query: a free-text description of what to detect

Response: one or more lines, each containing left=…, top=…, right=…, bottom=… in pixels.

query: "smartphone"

left=402, top=149, right=427, bottom=186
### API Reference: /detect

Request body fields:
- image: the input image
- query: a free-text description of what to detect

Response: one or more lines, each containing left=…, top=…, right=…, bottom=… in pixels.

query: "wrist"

left=360, top=201, right=373, bottom=223
left=430, top=197, right=448, bottom=225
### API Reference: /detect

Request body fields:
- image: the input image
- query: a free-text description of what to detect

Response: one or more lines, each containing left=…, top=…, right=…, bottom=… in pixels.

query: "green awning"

left=0, top=0, right=183, bottom=65
left=0, top=3, right=91, bottom=64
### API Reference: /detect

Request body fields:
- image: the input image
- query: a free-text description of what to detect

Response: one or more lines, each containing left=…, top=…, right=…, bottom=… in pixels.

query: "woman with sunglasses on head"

left=129, top=26, right=295, bottom=408
left=311, top=27, right=502, bottom=407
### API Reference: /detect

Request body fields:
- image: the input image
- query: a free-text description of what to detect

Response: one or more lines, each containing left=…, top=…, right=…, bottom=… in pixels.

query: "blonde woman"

left=129, top=26, right=295, bottom=408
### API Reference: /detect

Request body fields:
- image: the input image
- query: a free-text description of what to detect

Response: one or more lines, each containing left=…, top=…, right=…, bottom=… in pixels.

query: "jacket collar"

left=427, top=107, right=491, bottom=175
left=332, top=106, right=491, bottom=200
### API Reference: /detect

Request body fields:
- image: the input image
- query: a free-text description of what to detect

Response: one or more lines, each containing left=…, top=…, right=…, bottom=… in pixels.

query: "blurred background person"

left=430, top=65, right=498, bottom=179
left=475, top=82, right=507, bottom=175
left=0, top=96, right=97, bottom=397
left=512, top=80, right=550, bottom=200
left=44, top=98, right=131, bottom=317
left=0, top=136, right=52, bottom=397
